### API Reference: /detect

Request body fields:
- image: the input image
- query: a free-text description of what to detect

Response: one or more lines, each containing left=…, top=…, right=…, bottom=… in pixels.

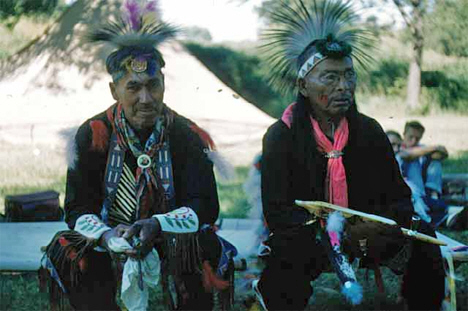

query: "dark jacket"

left=65, top=105, right=219, bottom=229
left=261, top=103, right=414, bottom=233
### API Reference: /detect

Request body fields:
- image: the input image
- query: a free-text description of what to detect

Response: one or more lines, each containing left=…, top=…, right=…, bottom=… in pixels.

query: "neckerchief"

left=311, top=117, right=349, bottom=207
left=110, top=103, right=173, bottom=219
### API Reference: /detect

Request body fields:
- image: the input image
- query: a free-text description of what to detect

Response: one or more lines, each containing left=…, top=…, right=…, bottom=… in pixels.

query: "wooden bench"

left=0, top=222, right=68, bottom=309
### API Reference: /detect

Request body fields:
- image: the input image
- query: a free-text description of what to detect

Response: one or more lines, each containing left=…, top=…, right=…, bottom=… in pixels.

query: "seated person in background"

left=387, top=129, right=448, bottom=226
left=386, top=130, right=433, bottom=223
left=402, top=121, right=448, bottom=199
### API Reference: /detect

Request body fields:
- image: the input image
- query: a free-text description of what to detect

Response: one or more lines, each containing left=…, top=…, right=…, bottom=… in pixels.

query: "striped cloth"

left=108, top=163, right=137, bottom=226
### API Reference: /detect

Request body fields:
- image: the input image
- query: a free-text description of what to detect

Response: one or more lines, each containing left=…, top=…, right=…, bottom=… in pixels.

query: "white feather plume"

left=326, top=211, right=345, bottom=235
left=60, top=127, right=79, bottom=170
left=206, top=150, right=236, bottom=184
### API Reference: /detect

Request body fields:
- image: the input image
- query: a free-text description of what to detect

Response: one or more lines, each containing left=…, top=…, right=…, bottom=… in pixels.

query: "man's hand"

left=342, top=220, right=405, bottom=262
left=123, top=218, right=162, bottom=258
left=99, top=224, right=137, bottom=256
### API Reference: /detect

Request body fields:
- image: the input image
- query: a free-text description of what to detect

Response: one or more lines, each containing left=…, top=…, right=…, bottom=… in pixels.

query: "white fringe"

left=206, top=150, right=236, bottom=183
left=60, top=126, right=79, bottom=170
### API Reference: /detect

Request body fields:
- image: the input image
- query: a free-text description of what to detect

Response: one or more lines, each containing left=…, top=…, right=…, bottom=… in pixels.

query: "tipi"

left=0, top=0, right=274, bottom=165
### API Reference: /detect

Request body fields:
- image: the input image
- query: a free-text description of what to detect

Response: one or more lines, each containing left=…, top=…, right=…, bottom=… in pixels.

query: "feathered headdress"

left=260, top=0, right=375, bottom=95
left=87, top=0, right=179, bottom=81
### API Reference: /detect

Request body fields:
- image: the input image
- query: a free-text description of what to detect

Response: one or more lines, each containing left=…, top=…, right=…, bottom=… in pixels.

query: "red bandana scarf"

left=311, top=117, right=349, bottom=207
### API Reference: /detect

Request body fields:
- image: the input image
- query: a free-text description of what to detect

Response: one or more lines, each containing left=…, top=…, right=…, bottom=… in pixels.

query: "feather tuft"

left=190, top=123, right=216, bottom=150
left=144, top=1, right=157, bottom=13
left=86, top=0, right=178, bottom=50
left=207, top=150, right=236, bottom=183
left=90, top=120, right=109, bottom=152
left=341, top=281, right=363, bottom=305
left=59, top=126, right=79, bottom=170
left=123, top=0, right=141, bottom=31
left=326, top=211, right=345, bottom=235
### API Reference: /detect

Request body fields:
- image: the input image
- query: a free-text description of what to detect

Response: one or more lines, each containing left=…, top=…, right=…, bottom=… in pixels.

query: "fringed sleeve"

left=153, top=207, right=201, bottom=274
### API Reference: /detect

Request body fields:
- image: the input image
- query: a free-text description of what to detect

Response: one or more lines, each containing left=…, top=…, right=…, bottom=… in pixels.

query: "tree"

left=183, top=26, right=213, bottom=43
left=255, top=0, right=292, bottom=22
left=361, top=0, right=433, bottom=111
left=424, top=0, right=468, bottom=57
left=0, top=0, right=60, bottom=29
left=394, top=0, right=425, bottom=111
left=0, top=0, right=59, bottom=18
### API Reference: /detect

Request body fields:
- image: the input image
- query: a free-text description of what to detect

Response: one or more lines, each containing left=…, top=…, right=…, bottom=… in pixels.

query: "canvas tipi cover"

left=0, top=0, right=274, bottom=165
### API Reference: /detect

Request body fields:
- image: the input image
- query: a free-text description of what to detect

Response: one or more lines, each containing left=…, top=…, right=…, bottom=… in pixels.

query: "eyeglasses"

left=319, top=70, right=357, bottom=86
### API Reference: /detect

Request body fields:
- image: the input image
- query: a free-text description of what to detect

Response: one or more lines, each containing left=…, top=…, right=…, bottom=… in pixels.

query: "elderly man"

left=253, top=1, right=445, bottom=310
left=56, top=2, right=222, bottom=310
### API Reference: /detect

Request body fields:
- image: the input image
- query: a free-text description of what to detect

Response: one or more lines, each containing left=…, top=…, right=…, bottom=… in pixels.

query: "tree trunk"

left=407, top=49, right=422, bottom=110
left=406, top=1, right=424, bottom=111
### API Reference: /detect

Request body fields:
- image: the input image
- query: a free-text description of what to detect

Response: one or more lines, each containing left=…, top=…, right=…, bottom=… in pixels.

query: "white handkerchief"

left=108, top=237, right=161, bottom=311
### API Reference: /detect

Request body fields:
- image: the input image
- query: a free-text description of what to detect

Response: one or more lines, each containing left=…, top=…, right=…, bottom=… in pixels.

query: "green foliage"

left=217, top=167, right=251, bottom=218
left=0, top=0, right=59, bottom=19
left=422, top=64, right=468, bottom=112
left=0, top=0, right=68, bottom=31
left=255, top=0, right=293, bottom=22
left=424, top=0, right=468, bottom=57
left=358, top=58, right=408, bottom=97
left=184, top=40, right=468, bottom=115
left=184, top=42, right=292, bottom=118
left=183, top=26, right=212, bottom=43
left=442, top=150, right=468, bottom=174
left=358, top=57, right=468, bottom=112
